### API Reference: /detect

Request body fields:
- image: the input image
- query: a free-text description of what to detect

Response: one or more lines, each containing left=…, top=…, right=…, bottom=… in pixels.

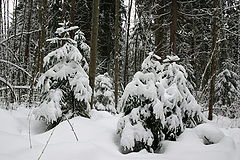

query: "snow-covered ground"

left=0, top=107, right=240, bottom=160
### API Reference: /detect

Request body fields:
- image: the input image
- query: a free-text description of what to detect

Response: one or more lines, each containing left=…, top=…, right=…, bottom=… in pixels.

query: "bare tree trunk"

left=123, top=0, right=133, bottom=87
left=134, top=34, right=138, bottom=73
left=208, top=0, right=220, bottom=120
left=38, top=0, right=47, bottom=73
left=114, top=0, right=120, bottom=109
left=13, top=0, right=18, bottom=54
left=133, top=8, right=138, bottom=73
left=154, top=0, right=165, bottom=58
left=89, top=0, right=100, bottom=108
left=17, top=1, right=27, bottom=102
left=24, top=0, right=33, bottom=64
left=170, top=0, right=178, bottom=55
left=69, top=0, right=76, bottom=38
left=190, top=2, right=196, bottom=56
left=238, top=7, right=240, bottom=71
left=0, top=0, right=2, bottom=40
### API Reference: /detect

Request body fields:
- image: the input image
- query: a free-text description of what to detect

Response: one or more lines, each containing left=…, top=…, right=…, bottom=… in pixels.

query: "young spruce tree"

left=117, top=53, right=204, bottom=153
left=94, top=73, right=116, bottom=114
left=34, top=23, right=92, bottom=125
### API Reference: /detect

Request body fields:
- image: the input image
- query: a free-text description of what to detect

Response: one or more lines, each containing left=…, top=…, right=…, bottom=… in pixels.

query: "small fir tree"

left=117, top=53, right=204, bottom=153
left=117, top=71, right=165, bottom=153
left=94, top=73, right=116, bottom=114
left=214, top=60, right=240, bottom=118
left=34, top=24, right=92, bottom=124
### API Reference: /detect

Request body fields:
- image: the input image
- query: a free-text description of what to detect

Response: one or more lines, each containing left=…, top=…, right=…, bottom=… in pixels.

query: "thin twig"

left=28, top=109, right=32, bottom=149
left=38, top=127, right=56, bottom=160
left=65, top=115, right=79, bottom=141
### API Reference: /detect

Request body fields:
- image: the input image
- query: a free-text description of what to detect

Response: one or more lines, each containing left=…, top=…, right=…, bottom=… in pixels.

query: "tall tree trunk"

left=154, top=0, right=165, bottom=58
left=17, top=1, right=27, bottom=102
left=238, top=7, right=240, bottom=71
left=13, top=0, right=18, bottom=54
left=208, top=0, right=220, bottom=120
left=69, top=0, right=76, bottom=38
left=38, top=0, right=47, bottom=73
left=134, top=34, right=138, bottom=73
left=0, top=0, right=2, bottom=40
left=114, top=0, right=120, bottom=109
left=123, top=0, right=133, bottom=87
left=170, top=0, right=178, bottom=55
left=89, top=0, right=100, bottom=108
left=24, top=0, right=33, bottom=64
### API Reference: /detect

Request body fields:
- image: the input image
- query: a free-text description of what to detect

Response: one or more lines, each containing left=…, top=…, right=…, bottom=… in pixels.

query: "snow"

left=163, top=55, right=180, bottom=63
left=121, top=72, right=157, bottom=104
left=194, top=123, right=225, bottom=144
left=33, top=89, right=63, bottom=123
left=0, top=106, right=240, bottom=160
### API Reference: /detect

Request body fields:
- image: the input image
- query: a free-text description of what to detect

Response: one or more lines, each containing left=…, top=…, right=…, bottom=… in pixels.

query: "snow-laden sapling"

left=117, top=71, right=165, bottom=153
left=34, top=24, right=92, bottom=125
left=94, top=73, right=116, bottom=114
left=214, top=60, right=240, bottom=118
left=117, top=53, right=204, bottom=153
left=74, top=29, right=90, bottom=63
left=159, top=56, right=204, bottom=139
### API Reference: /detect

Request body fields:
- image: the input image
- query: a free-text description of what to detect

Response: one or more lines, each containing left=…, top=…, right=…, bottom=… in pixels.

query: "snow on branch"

left=0, top=59, right=32, bottom=77
left=0, top=30, right=41, bottom=45
left=0, top=77, right=17, bottom=102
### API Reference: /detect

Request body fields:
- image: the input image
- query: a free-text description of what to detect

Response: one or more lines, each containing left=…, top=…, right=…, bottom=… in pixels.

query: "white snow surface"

left=0, top=107, right=240, bottom=160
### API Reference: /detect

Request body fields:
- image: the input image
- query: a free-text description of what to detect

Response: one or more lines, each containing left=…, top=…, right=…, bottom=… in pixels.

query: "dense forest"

left=0, top=0, right=240, bottom=159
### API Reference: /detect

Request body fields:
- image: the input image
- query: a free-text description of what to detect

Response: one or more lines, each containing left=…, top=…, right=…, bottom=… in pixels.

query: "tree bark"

left=170, top=0, right=178, bottom=55
left=24, top=0, right=33, bottom=64
left=208, top=0, right=220, bottom=120
left=38, top=0, right=47, bottom=73
left=123, top=0, right=133, bottom=87
left=154, top=0, right=165, bottom=58
left=0, top=0, right=2, bottom=39
left=69, top=0, right=76, bottom=39
left=89, top=0, right=100, bottom=108
left=114, top=0, right=120, bottom=109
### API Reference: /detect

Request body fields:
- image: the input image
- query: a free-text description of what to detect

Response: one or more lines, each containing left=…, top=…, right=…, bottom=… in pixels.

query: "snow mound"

left=194, top=123, right=225, bottom=145
left=0, top=109, right=20, bottom=134
left=0, top=107, right=240, bottom=160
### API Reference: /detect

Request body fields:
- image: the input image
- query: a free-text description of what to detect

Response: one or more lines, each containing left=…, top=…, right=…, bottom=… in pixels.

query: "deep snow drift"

left=0, top=107, right=239, bottom=160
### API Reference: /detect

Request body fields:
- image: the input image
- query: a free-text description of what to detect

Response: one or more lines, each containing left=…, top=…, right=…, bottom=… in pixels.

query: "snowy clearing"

left=0, top=107, right=239, bottom=160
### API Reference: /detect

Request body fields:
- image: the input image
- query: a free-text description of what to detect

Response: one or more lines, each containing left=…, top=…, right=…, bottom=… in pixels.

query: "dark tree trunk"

left=123, top=0, right=133, bottom=87
left=170, top=0, right=178, bottom=55
left=38, top=0, right=47, bottom=73
left=154, top=0, right=165, bottom=58
left=208, top=0, right=220, bottom=120
left=114, top=0, right=120, bottom=109
left=24, top=0, right=33, bottom=64
left=89, top=0, right=100, bottom=108
left=69, top=0, right=76, bottom=39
